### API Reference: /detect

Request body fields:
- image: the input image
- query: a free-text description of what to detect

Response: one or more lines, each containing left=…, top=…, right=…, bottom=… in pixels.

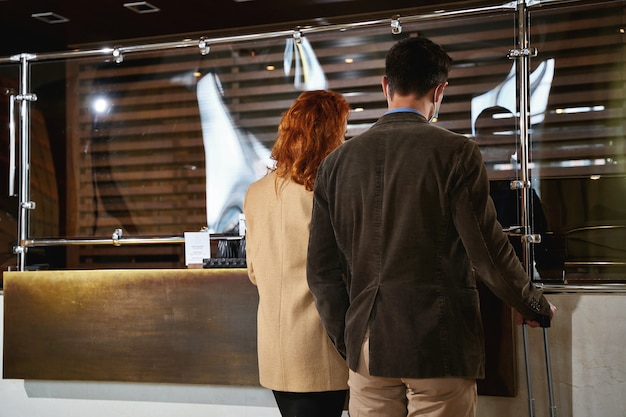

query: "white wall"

left=2, top=292, right=625, bottom=417
left=478, top=292, right=626, bottom=417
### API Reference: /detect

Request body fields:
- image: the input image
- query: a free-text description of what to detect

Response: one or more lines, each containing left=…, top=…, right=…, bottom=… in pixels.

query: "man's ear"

left=381, top=75, right=390, bottom=100
left=435, top=81, right=449, bottom=102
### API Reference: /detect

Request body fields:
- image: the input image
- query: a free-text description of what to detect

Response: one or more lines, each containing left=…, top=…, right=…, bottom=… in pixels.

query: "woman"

left=243, top=90, right=351, bottom=417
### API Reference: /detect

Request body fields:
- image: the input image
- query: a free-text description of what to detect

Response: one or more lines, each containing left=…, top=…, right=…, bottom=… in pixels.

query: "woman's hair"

left=271, top=90, right=350, bottom=191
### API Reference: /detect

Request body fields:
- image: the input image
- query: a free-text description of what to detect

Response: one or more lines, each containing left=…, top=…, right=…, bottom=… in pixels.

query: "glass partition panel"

left=529, top=0, right=626, bottom=282
left=0, top=64, right=20, bottom=270
left=34, top=2, right=626, bottom=275
left=12, top=7, right=523, bottom=269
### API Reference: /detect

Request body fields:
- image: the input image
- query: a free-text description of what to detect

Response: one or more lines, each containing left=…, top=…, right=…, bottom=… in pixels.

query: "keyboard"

left=203, top=257, right=247, bottom=268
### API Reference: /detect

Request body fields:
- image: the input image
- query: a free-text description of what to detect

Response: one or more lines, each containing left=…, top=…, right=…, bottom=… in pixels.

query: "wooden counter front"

left=2, top=269, right=259, bottom=385
left=3, top=269, right=516, bottom=397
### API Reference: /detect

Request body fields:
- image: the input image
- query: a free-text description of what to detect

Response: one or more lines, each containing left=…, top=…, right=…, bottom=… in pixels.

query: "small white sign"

left=184, top=231, right=211, bottom=266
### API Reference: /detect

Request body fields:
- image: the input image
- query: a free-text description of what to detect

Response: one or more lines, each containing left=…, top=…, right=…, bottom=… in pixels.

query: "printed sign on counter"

left=184, top=231, right=211, bottom=267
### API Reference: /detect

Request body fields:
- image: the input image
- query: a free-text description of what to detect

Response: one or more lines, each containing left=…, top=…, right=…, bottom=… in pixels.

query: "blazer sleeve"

left=451, top=140, right=552, bottom=325
left=307, top=165, right=350, bottom=358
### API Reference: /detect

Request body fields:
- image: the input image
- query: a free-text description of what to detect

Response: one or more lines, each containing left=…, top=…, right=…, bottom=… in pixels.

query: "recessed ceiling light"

left=124, top=2, right=160, bottom=14
left=233, top=0, right=255, bottom=2
left=31, top=12, right=69, bottom=24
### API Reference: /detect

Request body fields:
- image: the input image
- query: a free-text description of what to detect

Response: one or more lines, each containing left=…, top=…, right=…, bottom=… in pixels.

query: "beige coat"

left=243, top=171, right=348, bottom=392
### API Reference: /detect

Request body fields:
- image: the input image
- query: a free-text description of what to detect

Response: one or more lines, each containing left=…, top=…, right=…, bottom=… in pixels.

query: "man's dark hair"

left=385, top=36, right=453, bottom=99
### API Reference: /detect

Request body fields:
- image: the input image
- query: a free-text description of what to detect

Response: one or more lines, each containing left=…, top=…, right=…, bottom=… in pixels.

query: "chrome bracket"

left=293, top=29, right=303, bottom=44
left=199, top=37, right=210, bottom=55
left=9, top=53, right=37, bottom=62
left=507, top=47, right=538, bottom=59
left=15, top=93, right=38, bottom=102
left=20, top=201, right=36, bottom=209
left=391, top=15, right=402, bottom=35
left=510, top=180, right=531, bottom=190
left=113, top=47, right=124, bottom=64
left=112, top=228, right=124, bottom=246
left=13, top=245, right=27, bottom=254
left=522, top=234, right=542, bottom=244
left=504, top=226, right=542, bottom=244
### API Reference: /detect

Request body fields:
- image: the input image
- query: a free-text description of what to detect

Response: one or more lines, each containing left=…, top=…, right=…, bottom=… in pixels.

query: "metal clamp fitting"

left=15, top=93, right=38, bottom=102
left=112, top=228, right=124, bottom=246
left=522, top=234, right=542, bottom=244
left=20, top=201, right=36, bottom=209
left=509, top=180, right=531, bottom=190
left=507, top=47, right=538, bottom=59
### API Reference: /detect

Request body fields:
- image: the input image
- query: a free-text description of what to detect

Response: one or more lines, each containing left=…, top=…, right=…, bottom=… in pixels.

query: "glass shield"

left=0, top=63, right=21, bottom=270
left=529, top=0, right=626, bottom=282
left=20, top=4, right=607, bottom=272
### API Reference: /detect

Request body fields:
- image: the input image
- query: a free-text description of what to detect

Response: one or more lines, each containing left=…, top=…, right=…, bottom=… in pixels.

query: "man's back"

left=309, top=110, right=546, bottom=379
left=307, top=35, right=553, bottom=417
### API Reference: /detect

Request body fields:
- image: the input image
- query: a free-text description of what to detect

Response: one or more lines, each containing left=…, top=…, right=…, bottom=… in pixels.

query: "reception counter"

left=3, top=269, right=626, bottom=417
left=2, top=269, right=259, bottom=385
left=4, top=269, right=517, bottom=396
left=2, top=268, right=517, bottom=397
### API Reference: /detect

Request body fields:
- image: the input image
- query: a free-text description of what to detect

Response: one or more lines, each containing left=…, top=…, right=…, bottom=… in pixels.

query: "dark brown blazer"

left=307, top=111, right=551, bottom=379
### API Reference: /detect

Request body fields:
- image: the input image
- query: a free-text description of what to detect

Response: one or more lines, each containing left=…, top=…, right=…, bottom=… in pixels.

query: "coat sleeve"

left=451, top=140, right=552, bottom=325
left=243, top=188, right=258, bottom=286
left=306, top=165, right=350, bottom=358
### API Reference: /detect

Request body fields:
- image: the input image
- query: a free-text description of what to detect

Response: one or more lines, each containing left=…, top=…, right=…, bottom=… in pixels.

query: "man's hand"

left=516, top=301, right=557, bottom=328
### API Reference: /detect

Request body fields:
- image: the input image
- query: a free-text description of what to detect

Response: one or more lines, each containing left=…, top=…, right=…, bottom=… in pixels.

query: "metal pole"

left=517, top=0, right=532, bottom=274
left=522, top=323, right=536, bottom=417
left=15, top=54, right=37, bottom=271
left=0, top=3, right=517, bottom=64
left=514, top=2, right=557, bottom=416
left=513, top=2, right=537, bottom=417
left=544, top=328, right=557, bottom=417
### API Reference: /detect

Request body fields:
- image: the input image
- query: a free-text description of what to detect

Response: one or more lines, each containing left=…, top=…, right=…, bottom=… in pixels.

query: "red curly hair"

left=271, top=90, right=350, bottom=191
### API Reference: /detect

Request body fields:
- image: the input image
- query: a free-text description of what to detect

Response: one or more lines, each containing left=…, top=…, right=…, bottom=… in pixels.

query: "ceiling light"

left=92, top=97, right=111, bottom=114
left=31, top=12, right=69, bottom=24
left=124, top=2, right=160, bottom=14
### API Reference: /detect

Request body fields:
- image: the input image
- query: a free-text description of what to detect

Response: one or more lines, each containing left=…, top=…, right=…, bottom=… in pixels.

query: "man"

left=306, top=36, right=556, bottom=417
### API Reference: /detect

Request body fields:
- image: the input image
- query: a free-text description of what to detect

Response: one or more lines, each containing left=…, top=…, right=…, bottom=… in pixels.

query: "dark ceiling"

left=0, top=0, right=497, bottom=56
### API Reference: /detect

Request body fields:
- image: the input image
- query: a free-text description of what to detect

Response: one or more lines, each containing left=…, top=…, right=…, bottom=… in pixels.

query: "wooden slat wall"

left=63, top=1, right=625, bottom=269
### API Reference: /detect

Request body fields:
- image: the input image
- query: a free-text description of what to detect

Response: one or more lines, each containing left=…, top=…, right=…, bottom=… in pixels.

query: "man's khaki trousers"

left=348, top=334, right=477, bottom=417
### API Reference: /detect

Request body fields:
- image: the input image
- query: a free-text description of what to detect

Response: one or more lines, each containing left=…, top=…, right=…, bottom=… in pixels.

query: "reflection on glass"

left=284, top=35, right=327, bottom=91
left=2, top=1, right=624, bottom=274
left=197, top=73, right=272, bottom=233
left=470, top=58, right=554, bottom=138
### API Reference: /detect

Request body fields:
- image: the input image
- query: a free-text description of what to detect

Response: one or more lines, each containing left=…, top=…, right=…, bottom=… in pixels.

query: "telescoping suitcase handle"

left=522, top=319, right=557, bottom=417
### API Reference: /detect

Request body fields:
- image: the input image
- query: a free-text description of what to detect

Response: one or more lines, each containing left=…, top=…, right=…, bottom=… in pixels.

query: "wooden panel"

left=477, top=281, right=517, bottom=397
left=2, top=269, right=259, bottom=385
left=2, top=268, right=518, bottom=396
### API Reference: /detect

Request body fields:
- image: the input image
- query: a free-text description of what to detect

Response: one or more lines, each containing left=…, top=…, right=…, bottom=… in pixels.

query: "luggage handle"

left=522, top=324, right=557, bottom=417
